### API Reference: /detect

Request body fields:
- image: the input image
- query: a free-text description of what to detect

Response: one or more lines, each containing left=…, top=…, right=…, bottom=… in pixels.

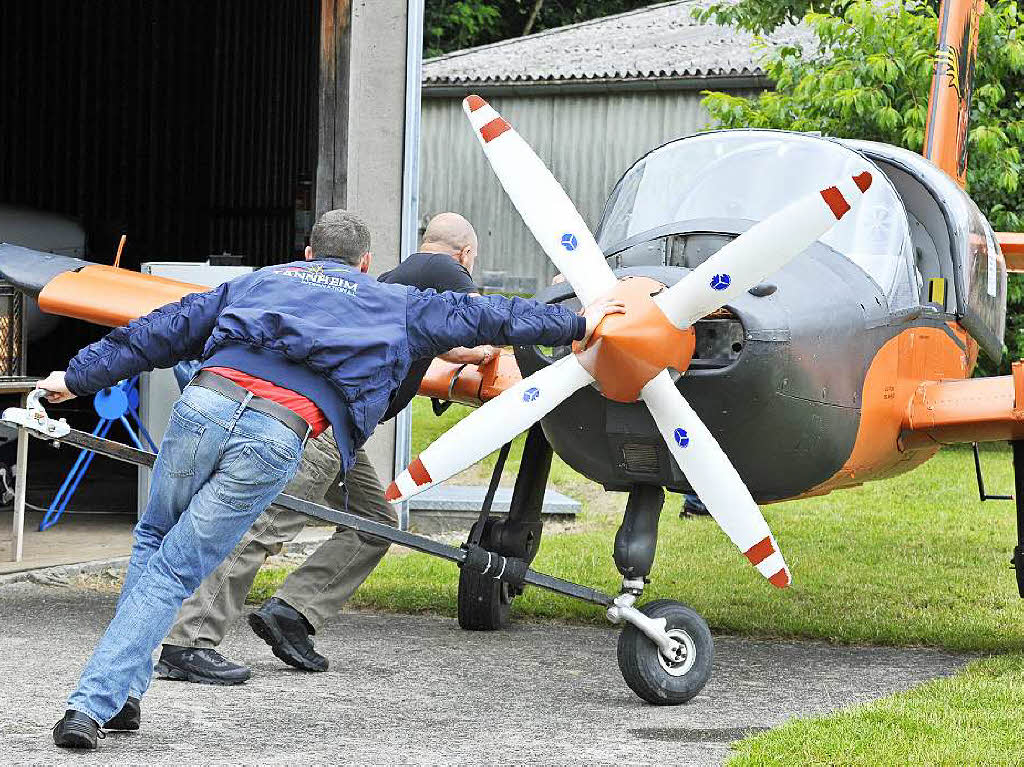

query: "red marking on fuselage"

left=820, top=186, right=851, bottom=219
left=853, top=171, right=873, bottom=192
left=465, top=95, right=487, bottom=112
left=480, top=117, right=511, bottom=143
left=408, top=457, right=432, bottom=486
left=743, top=536, right=775, bottom=566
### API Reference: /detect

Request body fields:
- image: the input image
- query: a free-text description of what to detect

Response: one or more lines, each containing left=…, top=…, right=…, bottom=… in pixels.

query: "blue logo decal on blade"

left=523, top=387, right=540, bottom=403
left=560, top=233, right=578, bottom=251
left=673, top=428, right=689, bottom=448
left=710, top=273, right=731, bottom=291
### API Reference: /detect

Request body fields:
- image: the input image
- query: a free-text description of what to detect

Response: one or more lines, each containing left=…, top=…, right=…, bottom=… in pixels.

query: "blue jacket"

left=64, top=260, right=585, bottom=474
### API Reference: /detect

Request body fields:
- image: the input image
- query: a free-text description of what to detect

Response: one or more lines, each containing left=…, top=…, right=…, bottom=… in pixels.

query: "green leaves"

left=701, top=0, right=1024, bottom=373
left=423, top=1, right=662, bottom=58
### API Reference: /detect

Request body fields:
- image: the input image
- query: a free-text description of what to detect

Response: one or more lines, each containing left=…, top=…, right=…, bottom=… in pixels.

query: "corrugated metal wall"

left=0, top=0, right=319, bottom=270
left=420, top=87, right=762, bottom=293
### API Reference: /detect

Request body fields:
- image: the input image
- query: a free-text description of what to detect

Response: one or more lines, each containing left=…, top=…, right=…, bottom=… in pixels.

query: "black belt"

left=189, top=370, right=311, bottom=441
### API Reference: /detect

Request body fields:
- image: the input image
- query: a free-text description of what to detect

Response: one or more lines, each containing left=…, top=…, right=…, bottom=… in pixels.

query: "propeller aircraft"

left=2, top=0, right=1022, bottom=705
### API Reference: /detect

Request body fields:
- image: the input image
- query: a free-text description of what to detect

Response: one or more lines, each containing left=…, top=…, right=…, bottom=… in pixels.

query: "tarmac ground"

left=0, top=581, right=971, bottom=766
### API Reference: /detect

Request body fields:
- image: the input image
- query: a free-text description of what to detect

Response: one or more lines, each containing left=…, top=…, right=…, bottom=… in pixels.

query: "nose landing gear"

left=607, top=484, right=714, bottom=704
left=454, top=427, right=714, bottom=704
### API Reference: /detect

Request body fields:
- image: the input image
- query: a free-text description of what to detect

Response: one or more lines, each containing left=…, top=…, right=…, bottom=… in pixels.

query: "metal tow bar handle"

left=2, top=389, right=71, bottom=443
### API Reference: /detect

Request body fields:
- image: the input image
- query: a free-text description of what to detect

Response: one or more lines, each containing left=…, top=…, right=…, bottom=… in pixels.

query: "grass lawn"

left=248, top=398, right=1024, bottom=763
left=727, top=654, right=1024, bottom=766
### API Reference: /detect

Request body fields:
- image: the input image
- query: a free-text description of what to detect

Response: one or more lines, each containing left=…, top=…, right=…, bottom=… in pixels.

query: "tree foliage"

left=700, top=0, right=1024, bottom=372
left=423, top=1, right=659, bottom=58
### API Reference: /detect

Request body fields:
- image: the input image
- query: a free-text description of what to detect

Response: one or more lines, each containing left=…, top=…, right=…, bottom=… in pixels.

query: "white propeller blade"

left=641, top=372, right=790, bottom=588
left=655, top=172, right=873, bottom=329
left=463, top=95, right=617, bottom=306
left=386, top=354, right=593, bottom=502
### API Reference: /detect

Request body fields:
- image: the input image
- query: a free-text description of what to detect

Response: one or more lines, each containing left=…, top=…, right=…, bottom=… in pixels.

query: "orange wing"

left=30, top=259, right=520, bottom=405
left=901, top=362, right=1024, bottom=448
left=997, top=233, right=1024, bottom=273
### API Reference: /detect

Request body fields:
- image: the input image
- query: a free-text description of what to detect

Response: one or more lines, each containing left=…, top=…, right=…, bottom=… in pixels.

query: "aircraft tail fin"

left=923, top=0, right=984, bottom=187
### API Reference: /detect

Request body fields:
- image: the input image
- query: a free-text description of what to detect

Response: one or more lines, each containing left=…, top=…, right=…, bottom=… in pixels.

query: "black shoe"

left=104, top=696, right=141, bottom=731
left=154, top=645, right=252, bottom=685
left=248, top=597, right=328, bottom=672
left=680, top=496, right=710, bottom=518
left=53, top=710, right=102, bottom=749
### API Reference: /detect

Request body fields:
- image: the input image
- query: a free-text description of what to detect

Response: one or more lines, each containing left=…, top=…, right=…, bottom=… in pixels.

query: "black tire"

left=616, top=599, right=713, bottom=705
left=457, top=566, right=513, bottom=630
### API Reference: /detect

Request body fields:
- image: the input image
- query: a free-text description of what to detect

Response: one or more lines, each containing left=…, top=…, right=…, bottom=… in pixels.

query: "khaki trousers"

left=164, top=429, right=396, bottom=647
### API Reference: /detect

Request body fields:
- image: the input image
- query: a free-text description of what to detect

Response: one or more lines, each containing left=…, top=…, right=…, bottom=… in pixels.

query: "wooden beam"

left=315, top=0, right=352, bottom=217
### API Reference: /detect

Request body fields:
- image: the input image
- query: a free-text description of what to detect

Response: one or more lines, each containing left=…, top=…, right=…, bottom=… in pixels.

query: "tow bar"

left=2, top=391, right=613, bottom=608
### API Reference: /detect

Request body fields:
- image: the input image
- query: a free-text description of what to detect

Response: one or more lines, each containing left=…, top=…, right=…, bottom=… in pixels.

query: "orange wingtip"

left=384, top=482, right=402, bottom=502
left=465, top=94, right=487, bottom=112
left=768, top=569, right=791, bottom=589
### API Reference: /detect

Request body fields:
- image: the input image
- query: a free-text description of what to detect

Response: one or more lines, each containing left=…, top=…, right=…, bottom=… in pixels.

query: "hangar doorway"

left=0, top=1, right=320, bottom=279
left=0, top=0, right=325, bottom=568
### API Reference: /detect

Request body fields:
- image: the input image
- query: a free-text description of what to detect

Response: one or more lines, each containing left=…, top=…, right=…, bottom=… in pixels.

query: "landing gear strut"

left=458, top=424, right=551, bottom=630
left=607, top=484, right=713, bottom=704
left=1011, top=441, right=1024, bottom=597
left=452, top=431, right=714, bottom=703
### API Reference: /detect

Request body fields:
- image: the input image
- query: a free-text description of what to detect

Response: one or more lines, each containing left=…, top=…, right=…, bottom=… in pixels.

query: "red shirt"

left=204, top=367, right=329, bottom=438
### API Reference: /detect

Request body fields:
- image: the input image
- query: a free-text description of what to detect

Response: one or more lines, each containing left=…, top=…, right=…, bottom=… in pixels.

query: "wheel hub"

left=658, top=628, right=697, bottom=677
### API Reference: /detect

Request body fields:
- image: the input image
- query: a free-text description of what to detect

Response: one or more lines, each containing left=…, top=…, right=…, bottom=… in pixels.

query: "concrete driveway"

left=1, top=582, right=971, bottom=765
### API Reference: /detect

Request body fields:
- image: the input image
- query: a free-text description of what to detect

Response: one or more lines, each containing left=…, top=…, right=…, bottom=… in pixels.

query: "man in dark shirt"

left=156, top=213, right=498, bottom=683
left=380, top=211, right=497, bottom=419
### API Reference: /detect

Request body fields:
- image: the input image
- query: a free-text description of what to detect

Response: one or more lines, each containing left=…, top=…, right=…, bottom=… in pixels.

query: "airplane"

left=1, top=0, right=1021, bottom=706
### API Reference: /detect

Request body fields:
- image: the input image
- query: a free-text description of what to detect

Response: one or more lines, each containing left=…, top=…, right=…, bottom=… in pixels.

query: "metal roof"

left=422, top=0, right=814, bottom=87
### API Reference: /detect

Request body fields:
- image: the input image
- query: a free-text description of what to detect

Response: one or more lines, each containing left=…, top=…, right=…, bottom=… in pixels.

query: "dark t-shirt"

left=379, top=252, right=479, bottom=420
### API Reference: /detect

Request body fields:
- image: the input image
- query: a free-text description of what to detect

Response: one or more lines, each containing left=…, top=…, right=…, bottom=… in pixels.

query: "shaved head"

left=421, top=212, right=477, bottom=254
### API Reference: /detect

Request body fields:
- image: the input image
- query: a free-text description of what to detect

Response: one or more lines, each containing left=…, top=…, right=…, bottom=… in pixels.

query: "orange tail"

left=923, top=0, right=984, bottom=187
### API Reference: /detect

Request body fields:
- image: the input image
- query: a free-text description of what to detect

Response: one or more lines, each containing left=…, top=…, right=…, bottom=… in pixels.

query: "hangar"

left=0, top=0, right=420, bottom=567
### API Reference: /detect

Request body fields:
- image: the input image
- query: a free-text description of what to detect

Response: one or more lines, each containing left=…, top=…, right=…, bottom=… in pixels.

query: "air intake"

left=621, top=442, right=660, bottom=474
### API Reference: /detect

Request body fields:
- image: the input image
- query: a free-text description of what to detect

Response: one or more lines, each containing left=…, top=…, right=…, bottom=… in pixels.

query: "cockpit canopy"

left=597, top=130, right=919, bottom=312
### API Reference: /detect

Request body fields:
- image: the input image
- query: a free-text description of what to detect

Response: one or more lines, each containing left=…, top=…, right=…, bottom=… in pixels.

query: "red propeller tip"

left=768, top=569, right=791, bottom=589
left=853, top=171, right=872, bottom=192
left=743, top=535, right=775, bottom=566
left=408, top=457, right=433, bottom=487
left=465, top=95, right=488, bottom=112
left=384, top=482, right=402, bottom=502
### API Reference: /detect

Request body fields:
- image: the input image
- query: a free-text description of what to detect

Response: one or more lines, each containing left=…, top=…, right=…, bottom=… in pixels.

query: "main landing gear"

left=456, top=424, right=713, bottom=705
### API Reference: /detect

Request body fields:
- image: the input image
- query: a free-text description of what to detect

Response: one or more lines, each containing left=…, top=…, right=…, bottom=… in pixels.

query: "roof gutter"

left=421, top=74, right=771, bottom=98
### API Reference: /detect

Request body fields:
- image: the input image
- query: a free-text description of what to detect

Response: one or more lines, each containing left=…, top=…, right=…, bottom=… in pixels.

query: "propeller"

left=388, top=95, right=874, bottom=588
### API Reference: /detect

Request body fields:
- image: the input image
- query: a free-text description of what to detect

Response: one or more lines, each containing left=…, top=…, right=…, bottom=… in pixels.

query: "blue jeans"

left=66, top=384, right=304, bottom=724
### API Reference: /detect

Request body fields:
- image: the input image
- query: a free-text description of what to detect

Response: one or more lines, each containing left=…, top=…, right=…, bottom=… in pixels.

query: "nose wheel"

left=615, top=599, right=713, bottom=705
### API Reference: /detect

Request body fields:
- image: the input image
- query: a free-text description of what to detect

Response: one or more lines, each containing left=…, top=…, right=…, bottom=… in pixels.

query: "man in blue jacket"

left=39, top=209, right=623, bottom=749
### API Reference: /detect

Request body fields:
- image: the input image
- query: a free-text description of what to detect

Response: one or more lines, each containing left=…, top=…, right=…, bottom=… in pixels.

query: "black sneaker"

left=104, top=696, right=141, bottom=731
left=53, top=710, right=102, bottom=749
left=154, top=645, right=252, bottom=685
left=248, top=597, right=328, bottom=672
left=680, top=495, right=710, bottom=518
